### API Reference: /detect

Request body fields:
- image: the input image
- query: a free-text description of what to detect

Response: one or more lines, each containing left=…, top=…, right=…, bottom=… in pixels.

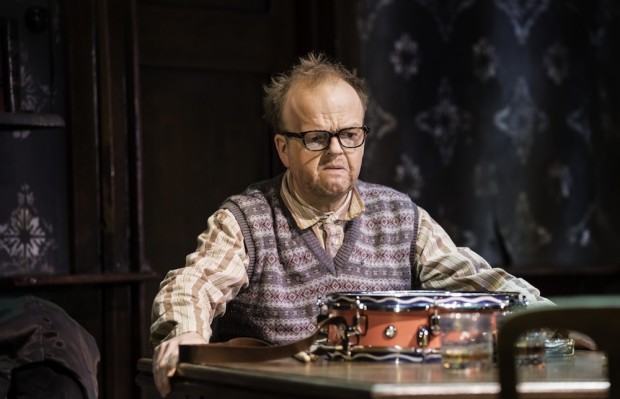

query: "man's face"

left=274, top=79, right=365, bottom=212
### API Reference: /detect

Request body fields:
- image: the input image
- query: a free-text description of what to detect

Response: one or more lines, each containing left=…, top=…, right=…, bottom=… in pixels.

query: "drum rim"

left=324, top=290, right=524, bottom=311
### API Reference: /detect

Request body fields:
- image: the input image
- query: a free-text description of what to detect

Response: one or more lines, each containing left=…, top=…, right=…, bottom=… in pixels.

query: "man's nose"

left=327, top=135, right=344, bottom=153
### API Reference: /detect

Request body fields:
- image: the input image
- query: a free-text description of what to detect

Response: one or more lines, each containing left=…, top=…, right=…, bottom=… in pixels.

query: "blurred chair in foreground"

left=0, top=296, right=100, bottom=398
left=497, top=296, right=620, bottom=399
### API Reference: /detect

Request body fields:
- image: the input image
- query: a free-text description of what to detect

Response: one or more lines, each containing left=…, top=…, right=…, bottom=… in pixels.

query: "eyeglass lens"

left=304, top=128, right=366, bottom=150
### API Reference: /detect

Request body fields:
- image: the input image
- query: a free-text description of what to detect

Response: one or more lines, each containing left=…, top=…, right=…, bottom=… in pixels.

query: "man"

left=150, top=53, right=553, bottom=397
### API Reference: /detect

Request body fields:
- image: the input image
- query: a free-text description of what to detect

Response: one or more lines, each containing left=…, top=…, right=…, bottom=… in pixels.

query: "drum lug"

left=429, top=312, right=441, bottom=336
left=316, top=296, right=328, bottom=323
left=417, top=326, right=430, bottom=347
left=384, top=325, right=397, bottom=339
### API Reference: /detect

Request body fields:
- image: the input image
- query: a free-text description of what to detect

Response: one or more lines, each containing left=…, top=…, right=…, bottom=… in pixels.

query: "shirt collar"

left=280, top=170, right=365, bottom=230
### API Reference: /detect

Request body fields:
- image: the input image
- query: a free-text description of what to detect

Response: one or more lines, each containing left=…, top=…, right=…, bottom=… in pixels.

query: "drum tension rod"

left=430, top=306, right=441, bottom=336
left=349, top=296, right=367, bottom=338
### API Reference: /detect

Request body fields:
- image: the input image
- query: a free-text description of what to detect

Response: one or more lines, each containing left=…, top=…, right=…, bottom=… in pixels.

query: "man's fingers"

left=154, top=368, right=171, bottom=397
left=153, top=343, right=176, bottom=397
left=166, top=353, right=178, bottom=377
left=153, top=355, right=172, bottom=397
left=152, top=332, right=208, bottom=397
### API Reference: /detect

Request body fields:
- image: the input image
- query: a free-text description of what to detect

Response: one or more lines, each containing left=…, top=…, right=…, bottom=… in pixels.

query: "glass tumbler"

left=440, top=312, right=494, bottom=371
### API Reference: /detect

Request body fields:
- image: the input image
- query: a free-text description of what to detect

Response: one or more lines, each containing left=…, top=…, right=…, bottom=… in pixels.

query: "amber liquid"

left=442, top=345, right=493, bottom=370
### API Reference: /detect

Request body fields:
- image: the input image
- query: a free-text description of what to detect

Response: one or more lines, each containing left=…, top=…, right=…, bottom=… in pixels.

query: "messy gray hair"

left=262, top=52, right=368, bottom=131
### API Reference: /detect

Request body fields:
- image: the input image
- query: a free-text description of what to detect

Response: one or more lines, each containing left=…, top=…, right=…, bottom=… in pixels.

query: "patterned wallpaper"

left=0, top=0, right=68, bottom=277
left=358, top=0, right=620, bottom=270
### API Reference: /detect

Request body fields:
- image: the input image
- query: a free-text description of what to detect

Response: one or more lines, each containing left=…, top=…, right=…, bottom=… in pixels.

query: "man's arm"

left=151, top=208, right=250, bottom=345
left=412, top=206, right=554, bottom=307
left=150, top=208, right=249, bottom=397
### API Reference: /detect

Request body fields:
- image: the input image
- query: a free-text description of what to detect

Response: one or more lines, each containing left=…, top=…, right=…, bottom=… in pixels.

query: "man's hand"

left=569, top=330, right=597, bottom=350
left=152, top=332, right=208, bottom=397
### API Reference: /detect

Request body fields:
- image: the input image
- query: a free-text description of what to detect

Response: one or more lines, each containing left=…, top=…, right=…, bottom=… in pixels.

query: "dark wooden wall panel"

left=140, top=68, right=272, bottom=268
left=138, top=3, right=295, bottom=72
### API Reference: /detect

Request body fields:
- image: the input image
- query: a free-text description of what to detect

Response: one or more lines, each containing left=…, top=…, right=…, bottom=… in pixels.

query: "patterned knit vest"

left=212, top=175, right=419, bottom=345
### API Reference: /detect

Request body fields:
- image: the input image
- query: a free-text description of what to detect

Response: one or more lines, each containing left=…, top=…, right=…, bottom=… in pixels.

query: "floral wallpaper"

left=0, top=0, right=68, bottom=276
left=0, top=184, right=58, bottom=275
left=359, top=0, right=620, bottom=270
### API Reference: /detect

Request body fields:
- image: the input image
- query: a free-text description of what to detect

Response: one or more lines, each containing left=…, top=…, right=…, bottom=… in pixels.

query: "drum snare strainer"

left=316, top=290, right=525, bottom=362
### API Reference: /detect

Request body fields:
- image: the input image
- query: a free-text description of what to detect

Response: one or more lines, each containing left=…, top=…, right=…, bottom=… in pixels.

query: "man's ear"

left=274, top=134, right=290, bottom=168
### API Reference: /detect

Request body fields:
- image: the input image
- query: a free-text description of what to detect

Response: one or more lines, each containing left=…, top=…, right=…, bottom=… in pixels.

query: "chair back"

left=496, top=296, right=620, bottom=399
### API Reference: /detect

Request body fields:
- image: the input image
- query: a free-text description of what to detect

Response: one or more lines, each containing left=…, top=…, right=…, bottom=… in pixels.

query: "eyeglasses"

left=279, top=126, right=369, bottom=151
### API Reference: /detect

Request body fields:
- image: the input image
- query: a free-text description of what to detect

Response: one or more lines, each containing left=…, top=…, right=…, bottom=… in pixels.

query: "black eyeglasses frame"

left=278, top=126, right=369, bottom=151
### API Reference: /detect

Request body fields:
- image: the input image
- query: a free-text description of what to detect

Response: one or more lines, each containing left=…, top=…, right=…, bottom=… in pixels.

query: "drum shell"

left=323, top=291, right=523, bottom=351
left=329, top=308, right=504, bottom=349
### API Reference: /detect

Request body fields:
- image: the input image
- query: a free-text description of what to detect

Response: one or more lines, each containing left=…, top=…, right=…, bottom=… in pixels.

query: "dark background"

left=1, top=1, right=619, bottom=398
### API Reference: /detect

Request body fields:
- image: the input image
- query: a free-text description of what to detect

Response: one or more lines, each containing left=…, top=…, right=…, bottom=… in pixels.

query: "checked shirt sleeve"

left=150, top=209, right=250, bottom=347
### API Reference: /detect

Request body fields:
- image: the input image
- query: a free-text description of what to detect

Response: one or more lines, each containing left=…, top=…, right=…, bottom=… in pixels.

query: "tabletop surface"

left=136, top=351, right=609, bottom=399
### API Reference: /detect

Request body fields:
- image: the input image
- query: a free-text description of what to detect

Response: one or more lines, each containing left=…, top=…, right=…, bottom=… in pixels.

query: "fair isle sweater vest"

left=212, top=175, right=419, bottom=345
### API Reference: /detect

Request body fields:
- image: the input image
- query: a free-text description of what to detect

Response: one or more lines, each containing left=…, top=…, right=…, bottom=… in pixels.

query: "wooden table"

left=136, top=351, right=609, bottom=399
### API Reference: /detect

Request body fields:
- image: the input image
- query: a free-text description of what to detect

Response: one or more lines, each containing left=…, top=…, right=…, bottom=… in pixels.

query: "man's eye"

left=306, top=133, right=327, bottom=143
left=341, top=131, right=359, bottom=140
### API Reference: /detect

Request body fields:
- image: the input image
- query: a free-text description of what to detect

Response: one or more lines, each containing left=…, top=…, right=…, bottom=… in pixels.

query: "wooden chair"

left=496, top=296, right=620, bottom=399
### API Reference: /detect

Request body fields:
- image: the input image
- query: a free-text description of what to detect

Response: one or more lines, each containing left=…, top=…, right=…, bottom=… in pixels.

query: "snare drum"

left=318, top=290, right=524, bottom=362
